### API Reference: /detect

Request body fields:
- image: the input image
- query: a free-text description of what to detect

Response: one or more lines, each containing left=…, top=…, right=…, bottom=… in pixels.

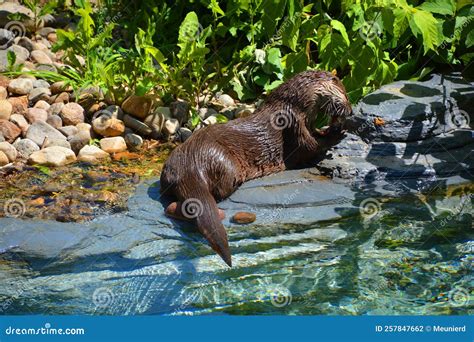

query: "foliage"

left=14, top=0, right=473, bottom=105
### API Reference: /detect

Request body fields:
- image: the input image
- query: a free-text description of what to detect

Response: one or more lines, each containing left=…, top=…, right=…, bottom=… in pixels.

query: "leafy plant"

left=22, top=0, right=59, bottom=34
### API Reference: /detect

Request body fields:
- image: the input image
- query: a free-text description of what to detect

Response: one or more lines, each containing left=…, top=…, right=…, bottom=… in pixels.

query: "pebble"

left=14, top=138, right=40, bottom=159
left=198, top=107, right=217, bottom=119
left=32, top=79, right=50, bottom=89
left=121, top=95, right=153, bottom=119
left=123, top=114, right=152, bottom=136
left=124, top=133, right=143, bottom=151
left=25, top=108, right=48, bottom=123
left=53, top=91, right=70, bottom=104
left=26, top=121, right=66, bottom=146
left=77, top=144, right=110, bottom=163
left=170, top=100, right=189, bottom=124
left=50, top=81, right=72, bottom=94
left=7, top=78, right=33, bottom=95
left=17, top=37, right=34, bottom=52
left=144, top=111, right=165, bottom=139
left=0, top=141, right=17, bottom=162
left=31, top=50, right=53, bottom=64
left=0, top=150, right=9, bottom=166
left=204, top=115, right=218, bottom=125
left=92, top=116, right=125, bottom=137
left=68, top=130, right=91, bottom=154
left=231, top=212, right=257, bottom=224
left=0, top=86, right=7, bottom=100
left=60, top=102, right=84, bottom=125
left=43, top=138, right=72, bottom=149
left=47, top=102, right=64, bottom=116
left=178, top=127, right=192, bottom=142
left=0, top=119, right=21, bottom=142
left=34, top=100, right=50, bottom=111
left=28, top=146, right=76, bottom=166
left=100, top=136, right=127, bottom=153
left=217, top=93, right=235, bottom=107
left=9, top=114, right=29, bottom=133
left=58, top=125, right=79, bottom=137
left=0, top=99, right=12, bottom=120
left=8, top=96, right=28, bottom=114
left=163, top=118, right=179, bottom=135
left=28, top=87, right=51, bottom=103
left=46, top=114, right=62, bottom=129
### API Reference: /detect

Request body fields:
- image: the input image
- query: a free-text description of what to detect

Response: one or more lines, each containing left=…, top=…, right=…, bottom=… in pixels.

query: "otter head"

left=303, top=71, right=352, bottom=134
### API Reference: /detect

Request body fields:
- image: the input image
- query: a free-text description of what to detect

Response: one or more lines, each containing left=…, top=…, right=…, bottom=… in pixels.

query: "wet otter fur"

left=160, top=70, right=352, bottom=267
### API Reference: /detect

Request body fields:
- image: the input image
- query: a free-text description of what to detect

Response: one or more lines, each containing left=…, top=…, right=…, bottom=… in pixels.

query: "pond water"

left=0, top=172, right=472, bottom=316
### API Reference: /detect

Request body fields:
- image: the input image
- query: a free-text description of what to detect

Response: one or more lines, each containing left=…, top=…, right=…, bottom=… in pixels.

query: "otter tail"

left=180, top=184, right=232, bottom=267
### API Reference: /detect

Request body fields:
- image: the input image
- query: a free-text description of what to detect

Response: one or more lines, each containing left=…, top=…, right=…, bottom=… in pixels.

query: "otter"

left=160, top=70, right=352, bottom=267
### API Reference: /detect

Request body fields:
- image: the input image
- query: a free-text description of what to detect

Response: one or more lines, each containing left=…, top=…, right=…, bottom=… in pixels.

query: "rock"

left=76, top=123, right=92, bottom=132
left=144, top=110, right=166, bottom=139
left=50, top=81, right=72, bottom=94
left=26, top=121, right=66, bottom=146
left=27, top=87, right=51, bottom=104
left=9, top=114, right=29, bottom=133
left=77, top=145, right=110, bottom=163
left=170, top=100, right=189, bottom=124
left=7, top=78, right=33, bottom=96
left=28, top=146, right=76, bottom=167
left=46, top=115, right=62, bottom=129
left=13, top=138, right=39, bottom=159
left=0, top=3, right=34, bottom=27
left=0, top=99, right=12, bottom=120
left=60, top=102, right=84, bottom=125
left=0, top=119, right=21, bottom=142
left=92, top=116, right=125, bottom=137
left=203, top=115, right=217, bottom=125
left=0, top=141, right=17, bottom=162
left=58, top=125, right=78, bottom=138
left=52, top=92, right=69, bottom=104
left=123, top=114, right=152, bottom=136
left=235, top=104, right=255, bottom=118
left=8, top=96, right=28, bottom=114
left=31, top=50, right=53, bottom=64
left=231, top=212, right=257, bottom=224
left=32, top=79, right=50, bottom=89
left=124, top=133, right=143, bottom=151
left=198, top=107, right=217, bottom=119
left=35, top=64, right=57, bottom=73
left=177, top=127, right=192, bottom=142
left=34, top=100, right=50, bottom=111
left=0, top=150, right=8, bottom=166
left=43, top=138, right=72, bottom=149
left=17, top=37, right=34, bottom=52
left=68, top=130, right=91, bottom=154
left=47, top=32, right=57, bottom=44
left=47, top=102, right=64, bottom=116
left=0, top=86, right=7, bottom=100
left=100, top=105, right=123, bottom=120
left=38, top=27, right=56, bottom=37
left=220, top=106, right=236, bottom=120
left=25, top=108, right=48, bottom=123
left=100, top=137, right=127, bottom=153
left=86, top=102, right=106, bottom=116
left=216, top=93, right=235, bottom=107
left=0, top=29, right=14, bottom=49
left=8, top=45, right=29, bottom=64
left=121, top=95, right=153, bottom=119
left=163, top=119, right=179, bottom=136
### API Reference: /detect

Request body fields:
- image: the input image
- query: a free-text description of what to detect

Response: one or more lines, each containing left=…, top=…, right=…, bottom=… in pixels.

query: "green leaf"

left=409, top=9, right=440, bottom=53
left=318, top=33, right=348, bottom=70
left=208, top=0, right=225, bottom=17
left=7, top=50, right=16, bottom=68
left=418, top=0, right=455, bottom=16
left=466, top=28, right=474, bottom=48
left=282, top=16, right=301, bottom=51
left=259, top=0, right=286, bottom=38
left=215, top=114, right=229, bottom=123
left=264, top=47, right=283, bottom=75
left=330, top=20, right=349, bottom=45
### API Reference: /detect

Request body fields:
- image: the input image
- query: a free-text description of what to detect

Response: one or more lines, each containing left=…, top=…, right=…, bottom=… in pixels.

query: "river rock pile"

left=0, top=1, right=255, bottom=167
